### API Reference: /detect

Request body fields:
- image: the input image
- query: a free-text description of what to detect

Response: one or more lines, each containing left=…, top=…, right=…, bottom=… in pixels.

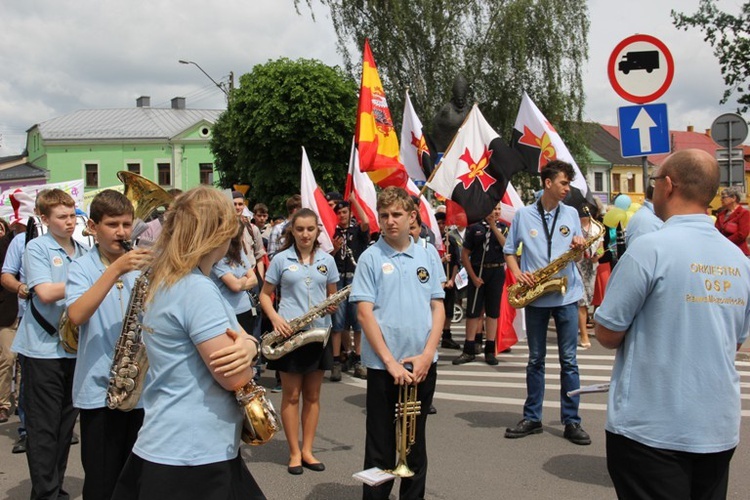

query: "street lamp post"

left=178, top=60, right=231, bottom=97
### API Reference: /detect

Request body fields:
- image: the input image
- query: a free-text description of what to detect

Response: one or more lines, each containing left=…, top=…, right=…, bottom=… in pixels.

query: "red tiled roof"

left=602, top=125, right=749, bottom=170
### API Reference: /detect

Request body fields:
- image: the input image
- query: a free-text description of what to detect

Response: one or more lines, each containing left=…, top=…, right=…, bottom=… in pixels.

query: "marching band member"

left=65, top=190, right=151, bottom=499
left=259, top=208, right=339, bottom=475
left=351, top=187, right=445, bottom=499
left=112, top=187, right=264, bottom=500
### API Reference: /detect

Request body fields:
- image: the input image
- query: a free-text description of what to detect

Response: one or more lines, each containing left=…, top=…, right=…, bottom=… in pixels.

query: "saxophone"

left=261, top=285, right=352, bottom=360
left=106, top=261, right=150, bottom=410
left=508, top=207, right=604, bottom=309
left=236, top=381, right=281, bottom=445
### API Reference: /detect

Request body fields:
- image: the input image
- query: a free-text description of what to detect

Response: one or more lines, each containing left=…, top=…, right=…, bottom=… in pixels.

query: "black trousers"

left=21, top=356, right=78, bottom=500
left=80, top=407, right=144, bottom=500
left=606, top=431, right=735, bottom=500
left=466, top=266, right=504, bottom=318
left=363, top=364, right=437, bottom=500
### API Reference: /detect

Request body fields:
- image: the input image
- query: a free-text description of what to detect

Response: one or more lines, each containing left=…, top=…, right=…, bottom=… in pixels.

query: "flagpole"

left=418, top=103, right=478, bottom=198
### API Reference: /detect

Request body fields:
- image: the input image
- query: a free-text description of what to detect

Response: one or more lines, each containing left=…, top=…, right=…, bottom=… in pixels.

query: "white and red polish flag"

left=496, top=180, right=526, bottom=352
left=344, top=137, right=380, bottom=234
left=405, top=178, right=443, bottom=251
left=399, top=90, right=431, bottom=182
left=300, top=147, right=337, bottom=252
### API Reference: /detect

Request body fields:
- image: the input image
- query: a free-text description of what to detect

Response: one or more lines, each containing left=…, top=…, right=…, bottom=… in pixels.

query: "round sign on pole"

left=608, top=34, right=674, bottom=104
left=710, top=113, right=748, bottom=148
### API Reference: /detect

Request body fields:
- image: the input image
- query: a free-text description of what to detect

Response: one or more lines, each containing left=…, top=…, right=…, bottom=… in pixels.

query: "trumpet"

left=387, top=382, right=421, bottom=478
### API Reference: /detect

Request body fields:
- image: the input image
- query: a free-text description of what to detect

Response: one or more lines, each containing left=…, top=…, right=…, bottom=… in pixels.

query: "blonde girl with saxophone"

left=259, top=208, right=339, bottom=475
left=112, top=187, right=265, bottom=500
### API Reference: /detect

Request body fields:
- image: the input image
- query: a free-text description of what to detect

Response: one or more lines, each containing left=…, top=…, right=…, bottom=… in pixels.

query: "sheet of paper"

left=352, top=467, right=397, bottom=486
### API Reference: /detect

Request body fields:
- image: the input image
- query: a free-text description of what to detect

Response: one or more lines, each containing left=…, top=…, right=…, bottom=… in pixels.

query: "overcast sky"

left=0, top=0, right=745, bottom=156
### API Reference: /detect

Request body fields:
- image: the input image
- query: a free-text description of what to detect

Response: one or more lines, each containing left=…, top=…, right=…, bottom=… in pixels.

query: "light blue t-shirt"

left=12, top=233, right=86, bottom=359
left=350, top=237, right=446, bottom=370
left=265, top=247, right=339, bottom=328
left=133, top=269, right=243, bottom=466
left=624, top=200, right=663, bottom=247
left=503, top=202, right=583, bottom=307
left=1, top=233, right=27, bottom=318
left=595, top=215, right=750, bottom=453
left=211, top=251, right=253, bottom=315
left=66, top=246, right=141, bottom=409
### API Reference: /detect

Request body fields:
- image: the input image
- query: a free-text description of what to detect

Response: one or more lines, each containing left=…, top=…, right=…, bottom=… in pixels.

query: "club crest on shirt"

left=529, top=229, right=538, bottom=238
left=52, top=256, right=64, bottom=267
left=288, top=264, right=299, bottom=272
left=416, top=267, right=430, bottom=283
left=382, top=262, right=395, bottom=275
left=559, top=225, right=570, bottom=237
left=317, top=264, right=328, bottom=275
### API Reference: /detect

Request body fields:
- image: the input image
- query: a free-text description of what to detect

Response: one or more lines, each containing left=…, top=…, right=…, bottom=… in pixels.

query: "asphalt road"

left=2, top=324, right=750, bottom=499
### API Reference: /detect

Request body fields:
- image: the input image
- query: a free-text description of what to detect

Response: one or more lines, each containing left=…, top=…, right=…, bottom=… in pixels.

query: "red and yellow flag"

left=355, top=39, right=407, bottom=188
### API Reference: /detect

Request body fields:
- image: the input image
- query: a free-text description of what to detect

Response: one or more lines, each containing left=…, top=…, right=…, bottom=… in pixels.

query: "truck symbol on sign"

left=618, top=50, right=659, bottom=74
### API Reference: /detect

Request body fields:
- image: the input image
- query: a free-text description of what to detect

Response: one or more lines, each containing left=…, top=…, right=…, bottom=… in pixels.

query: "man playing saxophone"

left=351, top=187, right=445, bottom=500
left=503, top=160, right=592, bottom=446
left=65, top=190, right=151, bottom=499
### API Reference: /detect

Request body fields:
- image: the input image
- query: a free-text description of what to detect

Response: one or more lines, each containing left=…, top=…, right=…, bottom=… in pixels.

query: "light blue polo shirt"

left=211, top=251, right=253, bottom=315
left=503, top=202, right=583, bottom=307
left=595, top=215, right=750, bottom=453
left=350, top=237, right=446, bottom=370
left=133, top=269, right=242, bottom=466
left=12, top=233, right=86, bottom=359
left=1, top=233, right=27, bottom=318
left=265, top=247, right=339, bottom=328
left=66, top=246, right=141, bottom=409
left=624, top=200, right=663, bottom=247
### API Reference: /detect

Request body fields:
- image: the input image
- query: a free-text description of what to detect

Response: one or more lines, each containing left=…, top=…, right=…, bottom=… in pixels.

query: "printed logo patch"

left=382, top=262, right=395, bottom=275
left=529, top=229, right=538, bottom=238
left=317, top=264, right=328, bottom=275
left=416, top=267, right=430, bottom=283
left=288, top=264, right=299, bottom=272
left=559, top=225, right=570, bottom=237
left=52, top=256, right=64, bottom=267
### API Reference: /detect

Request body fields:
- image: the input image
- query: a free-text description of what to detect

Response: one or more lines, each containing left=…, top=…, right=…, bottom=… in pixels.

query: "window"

left=85, top=163, right=98, bottom=188
left=127, top=163, right=141, bottom=175
left=594, top=172, right=603, bottom=192
left=612, top=173, right=621, bottom=193
left=199, top=163, right=214, bottom=185
left=157, top=163, right=171, bottom=186
left=627, top=175, right=636, bottom=192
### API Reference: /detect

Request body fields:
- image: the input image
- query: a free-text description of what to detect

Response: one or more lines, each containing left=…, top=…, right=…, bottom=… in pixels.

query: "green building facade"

left=25, top=96, right=222, bottom=191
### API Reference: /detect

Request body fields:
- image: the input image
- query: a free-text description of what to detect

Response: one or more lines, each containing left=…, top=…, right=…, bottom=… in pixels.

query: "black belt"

left=482, top=263, right=503, bottom=269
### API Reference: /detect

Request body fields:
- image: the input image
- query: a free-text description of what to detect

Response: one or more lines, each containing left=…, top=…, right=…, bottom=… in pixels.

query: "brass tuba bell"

left=117, top=171, right=174, bottom=222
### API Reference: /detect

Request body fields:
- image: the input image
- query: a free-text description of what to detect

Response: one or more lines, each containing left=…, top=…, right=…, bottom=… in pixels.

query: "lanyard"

left=536, top=200, right=560, bottom=262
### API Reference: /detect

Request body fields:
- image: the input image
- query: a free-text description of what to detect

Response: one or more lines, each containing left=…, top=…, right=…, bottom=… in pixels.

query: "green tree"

left=672, top=1, right=750, bottom=111
left=294, top=0, right=590, bottom=168
left=210, top=58, right=357, bottom=212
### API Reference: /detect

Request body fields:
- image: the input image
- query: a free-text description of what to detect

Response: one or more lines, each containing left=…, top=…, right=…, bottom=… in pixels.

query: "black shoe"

left=301, top=460, right=326, bottom=472
left=441, top=338, right=462, bottom=350
left=452, top=352, right=475, bottom=365
left=504, top=419, right=543, bottom=439
left=287, top=464, right=304, bottom=475
left=563, top=423, right=591, bottom=445
left=0, top=407, right=9, bottom=423
left=12, top=435, right=26, bottom=454
left=71, top=433, right=79, bottom=445
left=485, top=352, right=499, bottom=366
left=428, top=404, right=437, bottom=415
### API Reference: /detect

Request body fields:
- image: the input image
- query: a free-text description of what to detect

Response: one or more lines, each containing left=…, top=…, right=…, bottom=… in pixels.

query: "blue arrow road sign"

left=617, top=103, right=670, bottom=157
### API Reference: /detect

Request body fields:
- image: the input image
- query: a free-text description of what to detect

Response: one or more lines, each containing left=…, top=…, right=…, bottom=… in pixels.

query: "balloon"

left=627, top=202, right=642, bottom=213
left=603, top=207, right=628, bottom=228
left=614, top=194, right=632, bottom=211
left=622, top=209, right=635, bottom=229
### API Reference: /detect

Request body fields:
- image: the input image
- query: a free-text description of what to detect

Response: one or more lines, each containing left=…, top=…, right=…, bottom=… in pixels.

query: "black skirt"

left=266, top=337, right=333, bottom=374
left=111, top=452, right=265, bottom=500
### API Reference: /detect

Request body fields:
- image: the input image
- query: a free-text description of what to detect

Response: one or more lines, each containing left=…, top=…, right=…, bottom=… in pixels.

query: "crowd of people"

left=0, top=149, right=748, bottom=499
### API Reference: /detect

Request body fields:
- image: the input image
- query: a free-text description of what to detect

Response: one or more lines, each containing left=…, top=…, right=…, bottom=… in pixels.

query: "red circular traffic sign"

left=608, top=34, right=674, bottom=103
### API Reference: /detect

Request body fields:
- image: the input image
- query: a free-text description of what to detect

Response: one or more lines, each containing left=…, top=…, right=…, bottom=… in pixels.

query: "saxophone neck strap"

left=536, top=199, right=560, bottom=262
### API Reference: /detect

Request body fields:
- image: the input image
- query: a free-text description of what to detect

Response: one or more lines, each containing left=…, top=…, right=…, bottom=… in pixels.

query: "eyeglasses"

left=648, top=175, right=678, bottom=188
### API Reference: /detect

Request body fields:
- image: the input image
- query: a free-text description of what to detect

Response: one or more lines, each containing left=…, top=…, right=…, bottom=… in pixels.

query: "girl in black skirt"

left=259, top=208, right=339, bottom=475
